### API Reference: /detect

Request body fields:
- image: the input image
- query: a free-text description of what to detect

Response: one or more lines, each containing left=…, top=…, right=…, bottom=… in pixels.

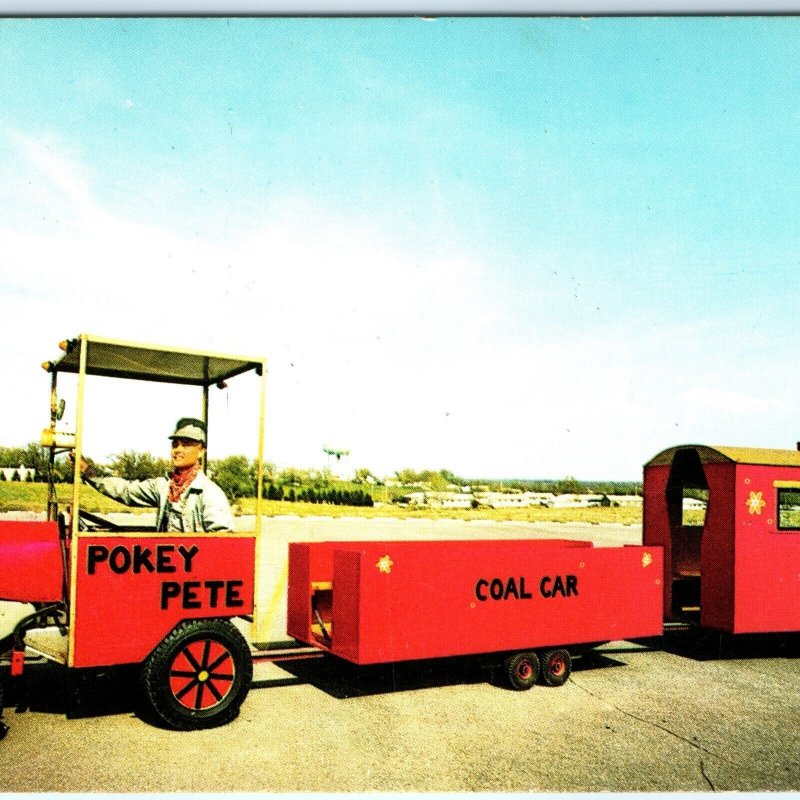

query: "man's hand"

left=68, top=452, right=94, bottom=477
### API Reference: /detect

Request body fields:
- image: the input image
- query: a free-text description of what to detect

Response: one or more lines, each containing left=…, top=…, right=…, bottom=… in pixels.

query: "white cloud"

left=3, top=131, right=799, bottom=481
left=0, top=132, right=506, bottom=476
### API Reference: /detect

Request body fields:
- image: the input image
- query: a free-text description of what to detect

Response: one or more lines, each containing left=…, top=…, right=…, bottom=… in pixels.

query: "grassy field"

left=0, top=482, right=133, bottom=514
left=0, top=482, right=650, bottom=525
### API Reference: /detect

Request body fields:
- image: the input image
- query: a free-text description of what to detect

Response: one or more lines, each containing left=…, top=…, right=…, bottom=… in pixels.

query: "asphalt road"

left=1, top=516, right=799, bottom=792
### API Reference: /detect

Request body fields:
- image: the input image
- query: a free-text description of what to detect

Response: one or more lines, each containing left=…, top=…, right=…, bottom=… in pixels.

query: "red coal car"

left=287, top=538, right=663, bottom=687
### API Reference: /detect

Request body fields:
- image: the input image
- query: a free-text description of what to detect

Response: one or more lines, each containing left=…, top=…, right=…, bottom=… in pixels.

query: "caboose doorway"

left=665, top=448, right=707, bottom=621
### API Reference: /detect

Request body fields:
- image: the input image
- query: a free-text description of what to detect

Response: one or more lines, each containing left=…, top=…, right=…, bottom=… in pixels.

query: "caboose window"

left=777, top=488, right=800, bottom=530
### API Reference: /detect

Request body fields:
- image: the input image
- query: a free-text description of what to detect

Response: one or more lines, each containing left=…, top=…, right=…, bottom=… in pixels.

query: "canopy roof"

left=46, top=334, right=265, bottom=387
left=645, top=444, right=800, bottom=468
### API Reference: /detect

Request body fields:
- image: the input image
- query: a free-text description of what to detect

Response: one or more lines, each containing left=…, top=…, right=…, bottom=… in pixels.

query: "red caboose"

left=643, top=444, right=800, bottom=634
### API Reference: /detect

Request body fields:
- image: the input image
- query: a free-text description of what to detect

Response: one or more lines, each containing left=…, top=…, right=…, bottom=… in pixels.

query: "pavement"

left=1, top=515, right=798, bottom=791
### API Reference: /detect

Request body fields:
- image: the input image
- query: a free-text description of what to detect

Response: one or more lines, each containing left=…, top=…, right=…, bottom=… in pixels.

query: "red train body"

left=4, top=440, right=800, bottom=734
left=644, top=444, right=800, bottom=634
left=70, top=533, right=255, bottom=669
left=287, top=539, right=664, bottom=665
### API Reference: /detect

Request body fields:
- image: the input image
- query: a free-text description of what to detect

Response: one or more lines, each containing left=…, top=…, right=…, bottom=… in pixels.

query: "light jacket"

left=86, top=470, right=234, bottom=532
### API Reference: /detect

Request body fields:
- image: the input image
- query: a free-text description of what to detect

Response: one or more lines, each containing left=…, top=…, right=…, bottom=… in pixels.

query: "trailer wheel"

left=140, top=619, right=252, bottom=731
left=504, top=651, right=539, bottom=690
left=540, top=648, right=571, bottom=687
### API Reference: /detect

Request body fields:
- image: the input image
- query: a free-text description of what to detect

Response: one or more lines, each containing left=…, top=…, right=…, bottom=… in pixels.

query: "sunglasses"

left=171, top=438, right=203, bottom=449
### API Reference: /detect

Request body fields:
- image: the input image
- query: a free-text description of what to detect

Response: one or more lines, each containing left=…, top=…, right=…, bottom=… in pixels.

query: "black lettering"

left=177, top=544, right=199, bottom=573
left=475, top=579, right=489, bottom=601
left=490, top=578, right=504, bottom=600
left=160, top=581, right=181, bottom=609
left=504, top=577, right=519, bottom=600
left=520, top=576, right=532, bottom=599
left=87, top=545, right=108, bottom=575
left=132, top=546, right=154, bottom=573
left=553, top=575, right=566, bottom=597
left=183, top=581, right=201, bottom=609
left=156, top=545, right=176, bottom=573
left=205, top=580, right=225, bottom=607
left=226, top=580, right=244, bottom=608
left=540, top=576, right=552, bottom=598
left=566, top=574, right=578, bottom=596
left=109, top=545, right=131, bottom=574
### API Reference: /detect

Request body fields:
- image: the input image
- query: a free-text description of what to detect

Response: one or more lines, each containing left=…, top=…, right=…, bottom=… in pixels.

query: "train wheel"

left=540, top=648, right=572, bottom=687
left=140, top=619, right=252, bottom=731
left=504, top=651, right=539, bottom=690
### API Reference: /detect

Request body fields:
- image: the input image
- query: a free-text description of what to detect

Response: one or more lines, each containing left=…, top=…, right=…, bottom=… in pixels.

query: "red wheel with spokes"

left=540, top=648, right=572, bottom=687
left=169, top=637, right=237, bottom=711
left=504, top=651, right=539, bottom=690
left=141, top=619, right=252, bottom=730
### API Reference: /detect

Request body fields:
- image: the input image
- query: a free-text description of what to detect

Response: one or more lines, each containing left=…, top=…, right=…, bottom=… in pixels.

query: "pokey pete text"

left=85, top=543, right=244, bottom=610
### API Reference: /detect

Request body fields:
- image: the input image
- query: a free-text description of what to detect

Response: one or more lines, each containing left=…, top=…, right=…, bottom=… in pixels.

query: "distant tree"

left=423, top=471, right=450, bottom=491
left=354, top=467, right=376, bottom=484
left=110, top=450, right=171, bottom=481
left=309, top=468, right=334, bottom=490
left=278, top=468, right=306, bottom=488
left=555, top=476, right=582, bottom=495
left=210, top=455, right=256, bottom=500
left=22, top=443, right=51, bottom=479
left=0, top=446, right=26, bottom=467
left=257, top=461, right=278, bottom=484
left=265, top=483, right=283, bottom=501
left=395, top=468, right=422, bottom=485
left=438, top=468, right=461, bottom=485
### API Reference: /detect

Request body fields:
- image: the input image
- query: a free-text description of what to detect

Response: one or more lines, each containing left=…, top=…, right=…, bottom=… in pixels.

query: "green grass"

left=1, top=482, right=654, bottom=525
left=0, top=482, right=150, bottom=514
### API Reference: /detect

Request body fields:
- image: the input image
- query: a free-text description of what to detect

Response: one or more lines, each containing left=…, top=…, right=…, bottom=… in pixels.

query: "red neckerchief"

left=168, top=462, right=201, bottom=503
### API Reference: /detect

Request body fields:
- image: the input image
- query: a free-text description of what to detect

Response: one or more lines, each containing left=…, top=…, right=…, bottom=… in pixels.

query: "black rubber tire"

left=140, top=618, right=252, bottom=731
left=540, top=648, right=572, bottom=687
left=504, top=651, right=540, bottom=691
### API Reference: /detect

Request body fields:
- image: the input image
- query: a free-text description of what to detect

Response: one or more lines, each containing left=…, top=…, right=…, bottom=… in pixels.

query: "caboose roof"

left=645, top=444, right=800, bottom=468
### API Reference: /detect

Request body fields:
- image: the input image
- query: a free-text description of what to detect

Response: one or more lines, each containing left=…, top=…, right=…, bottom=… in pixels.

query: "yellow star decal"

left=746, top=490, right=766, bottom=515
left=376, top=554, right=394, bottom=574
left=641, top=552, right=653, bottom=568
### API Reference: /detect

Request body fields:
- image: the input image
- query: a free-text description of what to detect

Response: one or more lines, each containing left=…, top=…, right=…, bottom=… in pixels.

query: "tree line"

left=0, top=443, right=642, bottom=500
left=0, top=445, right=375, bottom=507
left=390, top=467, right=643, bottom=497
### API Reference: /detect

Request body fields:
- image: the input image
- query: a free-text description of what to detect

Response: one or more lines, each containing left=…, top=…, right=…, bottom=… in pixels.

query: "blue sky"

left=1, top=16, right=799, bottom=480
